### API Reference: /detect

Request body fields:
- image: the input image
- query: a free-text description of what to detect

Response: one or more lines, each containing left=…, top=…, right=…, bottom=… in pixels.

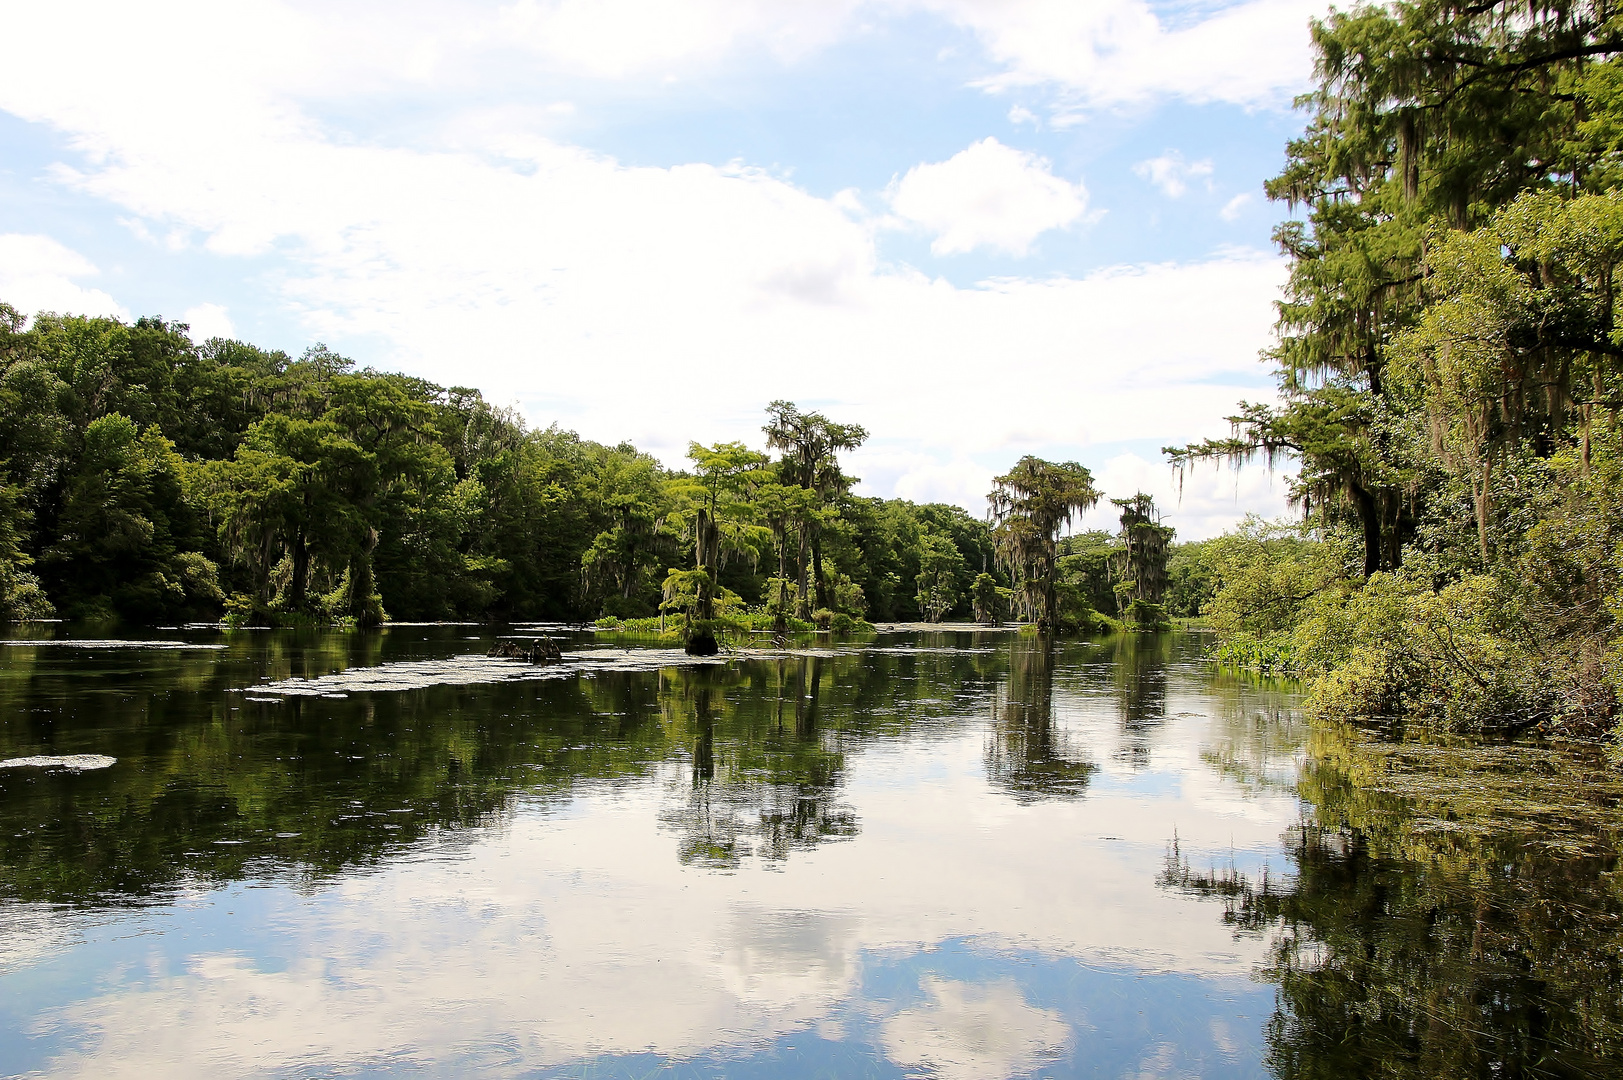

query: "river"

left=0, top=628, right=1618, bottom=1078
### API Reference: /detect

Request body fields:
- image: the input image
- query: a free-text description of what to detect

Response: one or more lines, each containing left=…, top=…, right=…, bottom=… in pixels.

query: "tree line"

left=1169, top=0, right=1623, bottom=741
left=0, top=305, right=1198, bottom=635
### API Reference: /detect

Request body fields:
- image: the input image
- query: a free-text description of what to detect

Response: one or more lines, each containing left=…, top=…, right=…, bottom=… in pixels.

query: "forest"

left=0, top=305, right=1198, bottom=640
left=1166, top=0, right=1623, bottom=743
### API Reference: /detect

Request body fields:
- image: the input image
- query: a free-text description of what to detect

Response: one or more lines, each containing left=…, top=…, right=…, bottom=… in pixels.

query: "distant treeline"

left=0, top=303, right=1206, bottom=629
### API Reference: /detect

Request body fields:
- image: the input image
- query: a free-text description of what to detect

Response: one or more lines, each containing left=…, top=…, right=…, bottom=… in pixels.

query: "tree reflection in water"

left=1164, top=720, right=1623, bottom=1078
left=2, top=631, right=1030, bottom=907
left=984, top=635, right=1096, bottom=802
left=659, top=659, right=859, bottom=869
left=1109, top=633, right=1170, bottom=771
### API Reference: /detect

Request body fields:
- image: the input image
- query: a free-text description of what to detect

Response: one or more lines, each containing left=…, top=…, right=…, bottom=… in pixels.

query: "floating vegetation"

left=1307, top=723, right=1623, bottom=857
left=0, top=639, right=225, bottom=650
left=239, top=648, right=735, bottom=696
left=870, top=622, right=1021, bottom=633
left=864, top=645, right=997, bottom=655
left=238, top=641, right=1009, bottom=698
left=0, top=755, right=117, bottom=771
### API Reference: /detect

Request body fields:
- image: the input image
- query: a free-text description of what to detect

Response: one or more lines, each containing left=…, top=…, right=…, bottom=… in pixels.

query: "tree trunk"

left=349, top=531, right=381, bottom=627
left=775, top=525, right=789, bottom=631
left=795, top=523, right=811, bottom=619
left=811, top=528, right=828, bottom=612
left=1351, top=484, right=1380, bottom=578
left=288, top=525, right=309, bottom=611
left=695, top=508, right=715, bottom=622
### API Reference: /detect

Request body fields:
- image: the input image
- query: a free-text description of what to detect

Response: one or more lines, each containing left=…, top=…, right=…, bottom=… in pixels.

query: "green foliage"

left=969, top=572, right=1007, bottom=625
left=0, top=314, right=1036, bottom=637
left=0, top=481, right=50, bottom=622
left=913, top=530, right=966, bottom=622
left=1202, top=517, right=1357, bottom=642
left=1164, top=540, right=1215, bottom=619
left=1168, top=1, right=1623, bottom=738
left=989, top=456, right=1100, bottom=632
left=43, top=414, right=216, bottom=621
left=1112, top=493, right=1174, bottom=631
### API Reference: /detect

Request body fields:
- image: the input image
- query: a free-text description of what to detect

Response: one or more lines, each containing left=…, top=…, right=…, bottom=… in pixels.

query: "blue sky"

left=0, top=0, right=1325, bottom=536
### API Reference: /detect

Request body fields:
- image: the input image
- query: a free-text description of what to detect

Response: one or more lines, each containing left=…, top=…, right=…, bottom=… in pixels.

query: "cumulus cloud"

left=495, top=0, right=865, bottom=78
left=180, top=303, right=235, bottom=342
left=1007, top=104, right=1039, bottom=127
left=1134, top=150, right=1214, bottom=198
left=1220, top=192, right=1255, bottom=221
left=492, top=0, right=1321, bottom=109
left=1076, top=451, right=1293, bottom=540
left=918, top=0, right=1321, bottom=109
left=888, top=137, right=1089, bottom=255
left=0, top=234, right=128, bottom=321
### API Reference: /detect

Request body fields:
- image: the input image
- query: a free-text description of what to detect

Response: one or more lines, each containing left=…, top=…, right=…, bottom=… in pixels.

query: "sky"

left=0, top=0, right=1326, bottom=538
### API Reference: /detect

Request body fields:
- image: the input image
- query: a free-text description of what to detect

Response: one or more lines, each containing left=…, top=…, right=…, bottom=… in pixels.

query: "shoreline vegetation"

left=1160, top=0, right=1623, bottom=750
left=0, top=310, right=1188, bottom=655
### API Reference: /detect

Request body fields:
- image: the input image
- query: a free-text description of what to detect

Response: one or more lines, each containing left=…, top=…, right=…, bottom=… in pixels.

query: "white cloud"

left=180, top=303, right=235, bottom=342
left=917, top=0, right=1321, bottom=109
left=494, top=0, right=865, bottom=79
left=889, top=137, right=1089, bottom=255
left=0, top=1, right=1317, bottom=126
left=1220, top=192, right=1255, bottom=221
left=1007, top=104, right=1039, bottom=127
left=1076, top=451, right=1293, bottom=541
left=1134, top=150, right=1214, bottom=198
left=0, top=234, right=128, bottom=321
left=484, top=0, right=1321, bottom=109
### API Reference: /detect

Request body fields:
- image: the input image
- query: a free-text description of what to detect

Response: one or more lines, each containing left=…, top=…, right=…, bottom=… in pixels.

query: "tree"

left=42, top=413, right=219, bottom=620
left=1170, top=1, right=1623, bottom=578
left=988, top=457, right=1100, bottom=632
left=1111, top=493, right=1174, bottom=631
left=762, top=401, right=867, bottom=617
left=581, top=452, right=675, bottom=618
left=0, top=480, right=51, bottom=622
left=666, top=441, right=769, bottom=652
left=914, top=531, right=966, bottom=622
left=752, top=479, right=820, bottom=629
left=203, top=412, right=374, bottom=620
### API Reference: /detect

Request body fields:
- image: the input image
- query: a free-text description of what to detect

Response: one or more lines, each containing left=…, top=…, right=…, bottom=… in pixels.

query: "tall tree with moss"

left=1111, top=493, right=1174, bottom=631
left=762, top=401, right=867, bottom=618
left=665, top=441, right=769, bottom=652
left=988, top=457, right=1100, bottom=633
left=1168, top=0, right=1623, bottom=578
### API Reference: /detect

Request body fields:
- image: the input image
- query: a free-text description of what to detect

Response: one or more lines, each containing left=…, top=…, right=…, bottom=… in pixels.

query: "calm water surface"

left=0, top=628, right=1619, bottom=1078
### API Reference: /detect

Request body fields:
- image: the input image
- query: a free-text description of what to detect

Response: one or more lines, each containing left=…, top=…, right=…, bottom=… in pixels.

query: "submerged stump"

left=487, top=637, right=563, bottom=664
left=684, top=627, right=719, bottom=656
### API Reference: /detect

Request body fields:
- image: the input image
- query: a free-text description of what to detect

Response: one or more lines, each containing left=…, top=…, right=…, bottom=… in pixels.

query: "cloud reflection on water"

left=30, top=715, right=1294, bottom=1077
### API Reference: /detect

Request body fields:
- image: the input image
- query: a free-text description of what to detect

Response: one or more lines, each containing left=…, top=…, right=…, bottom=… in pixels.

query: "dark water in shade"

left=0, top=628, right=1619, bottom=1079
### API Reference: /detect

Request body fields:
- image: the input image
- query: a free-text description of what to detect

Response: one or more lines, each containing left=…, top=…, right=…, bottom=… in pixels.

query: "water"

left=0, top=628, right=1618, bottom=1078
